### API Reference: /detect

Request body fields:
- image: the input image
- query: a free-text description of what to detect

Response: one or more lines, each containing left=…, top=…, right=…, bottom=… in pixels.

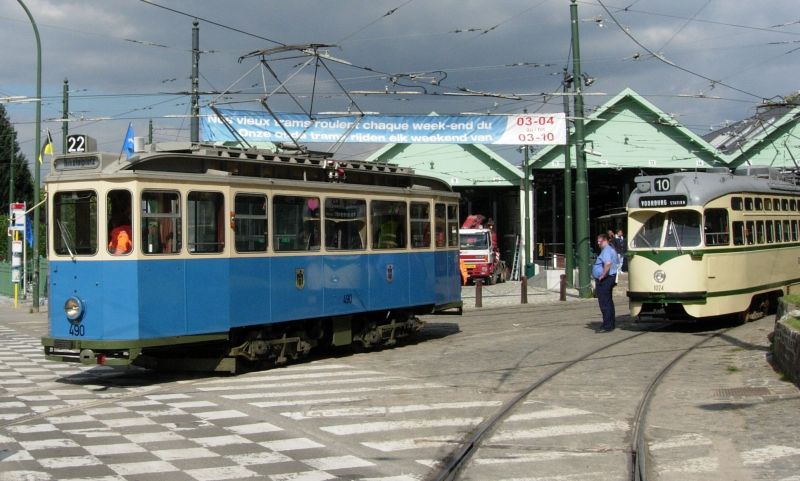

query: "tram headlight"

left=64, top=297, right=85, bottom=322
left=654, top=270, right=666, bottom=284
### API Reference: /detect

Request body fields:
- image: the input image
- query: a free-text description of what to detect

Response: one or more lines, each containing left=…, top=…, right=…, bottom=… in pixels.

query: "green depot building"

left=365, top=89, right=800, bottom=273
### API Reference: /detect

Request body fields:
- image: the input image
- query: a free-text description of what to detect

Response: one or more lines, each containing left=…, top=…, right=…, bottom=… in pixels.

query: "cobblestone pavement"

left=0, top=290, right=798, bottom=481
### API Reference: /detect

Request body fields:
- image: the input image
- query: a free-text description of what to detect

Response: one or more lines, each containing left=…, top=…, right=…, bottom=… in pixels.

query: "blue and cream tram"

left=42, top=139, right=462, bottom=371
left=627, top=167, right=800, bottom=321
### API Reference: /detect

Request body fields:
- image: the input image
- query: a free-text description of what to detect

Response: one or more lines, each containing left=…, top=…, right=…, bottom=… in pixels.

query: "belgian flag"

left=37, top=130, right=54, bottom=163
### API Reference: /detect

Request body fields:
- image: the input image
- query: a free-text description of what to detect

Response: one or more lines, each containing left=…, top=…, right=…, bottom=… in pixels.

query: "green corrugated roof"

left=366, top=140, right=522, bottom=187
left=530, top=88, right=727, bottom=170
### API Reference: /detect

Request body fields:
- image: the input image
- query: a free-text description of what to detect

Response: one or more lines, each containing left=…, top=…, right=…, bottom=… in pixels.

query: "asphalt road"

left=1, top=294, right=798, bottom=481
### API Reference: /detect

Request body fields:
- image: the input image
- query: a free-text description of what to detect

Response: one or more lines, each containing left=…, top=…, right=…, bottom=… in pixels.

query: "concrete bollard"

left=521, top=275, right=528, bottom=304
left=475, top=279, right=483, bottom=308
left=560, top=274, right=567, bottom=301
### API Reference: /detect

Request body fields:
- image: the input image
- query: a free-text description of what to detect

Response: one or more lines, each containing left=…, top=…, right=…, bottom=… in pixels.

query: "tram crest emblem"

left=296, top=268, right=305, bottom=290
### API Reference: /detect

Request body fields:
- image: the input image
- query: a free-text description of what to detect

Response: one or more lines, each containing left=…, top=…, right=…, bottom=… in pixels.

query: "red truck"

left=459, top=215, right=507, bottom=285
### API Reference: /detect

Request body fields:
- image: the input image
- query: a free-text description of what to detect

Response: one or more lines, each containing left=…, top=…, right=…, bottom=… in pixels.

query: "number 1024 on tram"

left=627, top=167, right=800, bottom=321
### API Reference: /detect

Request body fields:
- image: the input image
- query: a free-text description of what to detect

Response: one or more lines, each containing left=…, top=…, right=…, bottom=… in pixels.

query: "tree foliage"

left=0, top=104, right=35, bottom=211
left=0, top=104, right=38, bottom=261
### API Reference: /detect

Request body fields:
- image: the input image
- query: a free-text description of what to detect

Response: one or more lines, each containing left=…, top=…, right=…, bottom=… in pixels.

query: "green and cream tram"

left=627, top=167, right=800, bottom=320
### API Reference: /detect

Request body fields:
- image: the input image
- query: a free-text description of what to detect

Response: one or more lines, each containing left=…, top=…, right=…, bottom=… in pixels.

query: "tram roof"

left=627, top=168, right=800, bottom=208
left=47, top=141, right=454, bottom=192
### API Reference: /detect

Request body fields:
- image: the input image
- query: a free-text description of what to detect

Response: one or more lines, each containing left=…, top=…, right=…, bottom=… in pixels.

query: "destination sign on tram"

left=54, top=155, right=100, bottom=171
left=638, top=195, right=688, bottom=208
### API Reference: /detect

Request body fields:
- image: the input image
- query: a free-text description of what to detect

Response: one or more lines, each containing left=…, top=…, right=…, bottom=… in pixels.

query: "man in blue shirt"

left=593, top=233, right=618, bottom=332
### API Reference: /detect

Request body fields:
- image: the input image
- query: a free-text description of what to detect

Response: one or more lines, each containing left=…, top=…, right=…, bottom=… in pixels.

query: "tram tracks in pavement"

left=629, top=326, right=734, bottom=481
left=427, top=321, right=736, bottom=481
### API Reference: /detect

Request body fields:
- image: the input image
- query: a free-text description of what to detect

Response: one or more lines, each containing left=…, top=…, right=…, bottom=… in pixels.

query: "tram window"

left=793, top=220, right=799, bottom=241
left=732, top=221, right=745, bottom=246
left=434, top=203, right=446, bottom=248
left=745, top=221, right=755, bottom=245
left=754, top=198, right=763, bottom=211
left=765, top=198, right=772, bottom=211
left=447, top=204, right=459, bottom=248
left=703, top=209, right=729, bottom=246
left=107, top=190, right=132, bottom=255
left=766, top=221, right=774, bottom=243
left=744, top=198, right=753, bottom=211
left=774, top=198, right=782, bottom=211
left=784, top=220, right=791, bottom=242
left=54, top=190, right=98, bottom=256
left=371, top=200, right=407, bottom=249
left=410, top=202, right=431, bottom=248
left=756, top=221, right=765, bottom=244
left=783, top=199, right=790, bottom=211
left=775, top=220, right=783, bottom=242
left=188, top=192, right=224, bottom=253
left=273, top=196, right=320, bottom=252
left=142, top=191, right=181, bottom=254
left=324, top=198, right=366, bottom=251
left=632, top=213, right=665, bottom=248
left=234, top=194, right=267, bottom=253
left=664, top=211, right=701, bottom=248
left=731, top=197, right=743, bottom=211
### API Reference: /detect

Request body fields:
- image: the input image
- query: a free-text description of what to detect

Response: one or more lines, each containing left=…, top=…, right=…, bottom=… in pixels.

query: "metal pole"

left=15, top=0, right=41, bottom=310
left=523, top=145, right=531, bottom=277
left=562, top=70, right=574, bottom=287
left=551, top=182, right=557, bottom=251
left=62, top=78, right=68, bottom=154
left=190, top=19, right=200, bottom=143
left=7, top=132, right=13, bottom=266
left=570, top=0, right=591, bottom=298
left=148, top=119, right=153, bottom=144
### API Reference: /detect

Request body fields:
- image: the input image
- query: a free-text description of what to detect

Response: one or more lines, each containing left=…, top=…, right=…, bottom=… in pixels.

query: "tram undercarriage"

left=633, top=289, right=783, bottom=324
left=44, top=308, right=432, bottom=374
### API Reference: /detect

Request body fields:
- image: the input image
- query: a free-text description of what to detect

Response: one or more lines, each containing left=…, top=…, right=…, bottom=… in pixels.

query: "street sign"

left=9, top=202, right=25, bottom=232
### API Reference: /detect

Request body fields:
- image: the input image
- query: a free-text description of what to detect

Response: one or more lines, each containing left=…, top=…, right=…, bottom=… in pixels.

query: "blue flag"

left=25, top=214, right=33, bottom=248
left=122, top=123, right=135, bottom=159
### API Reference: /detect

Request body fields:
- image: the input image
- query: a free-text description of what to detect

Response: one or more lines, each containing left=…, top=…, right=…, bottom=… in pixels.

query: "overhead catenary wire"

left=5, top=0, right=792, bottom=155
left=596, top=0, right=800, bottom=37
left=595, top=0, right=768, bottom=102
left=337, top=0, right=415, bottom=44
left=138, top=0, right=286, bottom=47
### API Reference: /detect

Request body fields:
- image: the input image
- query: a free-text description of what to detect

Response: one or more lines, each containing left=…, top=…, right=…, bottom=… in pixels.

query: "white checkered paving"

left=8, top=322, right=798, bottom=480
left=0, top=325, right=678, bottom=481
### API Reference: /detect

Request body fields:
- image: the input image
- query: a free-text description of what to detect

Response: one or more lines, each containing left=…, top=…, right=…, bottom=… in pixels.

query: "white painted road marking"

left=281, top=401, right=501, bottom=420
left=491, top=421, right=628, bottom=442
left=321, top=417, right=484, bottom=435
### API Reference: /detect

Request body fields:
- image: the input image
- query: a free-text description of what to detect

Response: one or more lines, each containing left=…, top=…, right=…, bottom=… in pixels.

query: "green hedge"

left=0, top=259, right=48, bottom=298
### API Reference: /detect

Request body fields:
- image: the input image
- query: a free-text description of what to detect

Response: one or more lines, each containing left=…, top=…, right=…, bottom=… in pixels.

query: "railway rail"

left=428, top=321, right=737, bottom=481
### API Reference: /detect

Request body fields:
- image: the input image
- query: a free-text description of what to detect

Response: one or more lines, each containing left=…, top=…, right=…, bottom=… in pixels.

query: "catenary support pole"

left=190, top=19, right=200, bottom=143
left=562, top=70, right=574, bottom=287
left=16, top=0, right=42, bottom=311
left=7, top=132, right=13, bottom=268
left=523, top=143, right=531, bottom=277
left=62, top=78, right=68, bottom=154
left=570, top=0, right=591, bottom=298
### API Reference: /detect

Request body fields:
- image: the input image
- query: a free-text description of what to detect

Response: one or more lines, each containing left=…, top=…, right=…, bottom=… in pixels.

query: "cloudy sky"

left=2, top=0, right=799, bottom=166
